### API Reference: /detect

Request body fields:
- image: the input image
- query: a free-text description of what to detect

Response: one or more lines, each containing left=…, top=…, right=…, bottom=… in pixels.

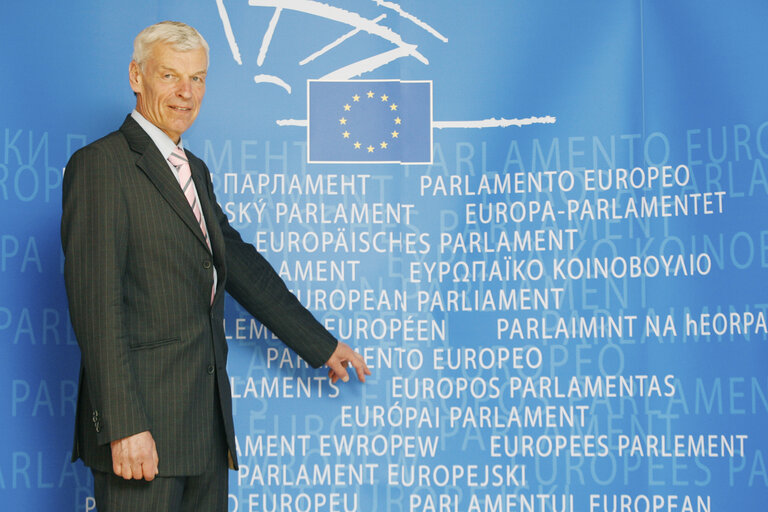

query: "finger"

left=349, top=356, right=371, bottom=383
left=328, top=359, right=350, bottom=383
left=141, top=455, right=158, bottom=481
left=131, top=463, right=143, bottom=480
left=339, top=361, right=350, bottom=382
left=113, top=459, right=123, bottom=478
left=144, top=448, right=160, bottom=481
left=121, top=462, right=133, bottom=480
left=142, top=462, right=157, bottom=481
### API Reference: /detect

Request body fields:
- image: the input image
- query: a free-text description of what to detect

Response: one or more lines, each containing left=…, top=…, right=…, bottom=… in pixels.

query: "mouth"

left=169, top=106, right=192, bottom=112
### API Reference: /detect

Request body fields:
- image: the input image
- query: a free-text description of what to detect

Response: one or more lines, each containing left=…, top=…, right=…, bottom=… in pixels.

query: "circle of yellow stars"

left=339, top=90, right=401, bottom=154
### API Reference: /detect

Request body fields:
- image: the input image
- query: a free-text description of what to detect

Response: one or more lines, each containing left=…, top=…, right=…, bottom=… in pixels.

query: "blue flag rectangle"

left=308, top=80, right=432, bottom=164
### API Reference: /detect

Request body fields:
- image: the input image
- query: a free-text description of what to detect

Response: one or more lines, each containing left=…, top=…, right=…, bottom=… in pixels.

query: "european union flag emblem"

left=308, top=80, right=432, bottom=165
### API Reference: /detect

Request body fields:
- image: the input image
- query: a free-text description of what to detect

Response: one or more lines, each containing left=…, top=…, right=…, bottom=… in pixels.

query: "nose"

left=176, top=78, right=193, bottom=99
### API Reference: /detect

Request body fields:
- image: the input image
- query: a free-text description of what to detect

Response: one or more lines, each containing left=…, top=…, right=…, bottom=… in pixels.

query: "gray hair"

left=132, top=21, right=209, bottom=69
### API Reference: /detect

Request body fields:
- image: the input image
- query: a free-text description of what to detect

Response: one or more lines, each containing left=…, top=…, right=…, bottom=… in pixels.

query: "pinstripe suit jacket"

left=61, top=115, right=337, bottom=475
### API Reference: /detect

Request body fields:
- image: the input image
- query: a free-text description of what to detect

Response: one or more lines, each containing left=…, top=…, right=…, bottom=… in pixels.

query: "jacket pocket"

left=128, top=337, right=181, bottom=351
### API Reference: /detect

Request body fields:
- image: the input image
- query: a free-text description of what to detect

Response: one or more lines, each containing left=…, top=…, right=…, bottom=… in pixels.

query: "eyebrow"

left=158, top=66, right=207, bottom=76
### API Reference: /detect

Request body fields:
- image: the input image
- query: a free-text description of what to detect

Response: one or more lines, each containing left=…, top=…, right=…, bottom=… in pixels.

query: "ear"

left=129, top=60, right=142, bottom=94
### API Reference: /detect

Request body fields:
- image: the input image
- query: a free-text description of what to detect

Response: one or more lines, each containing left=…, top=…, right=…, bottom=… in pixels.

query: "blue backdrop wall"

left=2, top=1, right=768, bottom=510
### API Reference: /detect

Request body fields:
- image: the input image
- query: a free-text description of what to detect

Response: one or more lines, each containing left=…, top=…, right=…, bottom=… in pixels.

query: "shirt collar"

left=130, top=110, right=184, bottom=159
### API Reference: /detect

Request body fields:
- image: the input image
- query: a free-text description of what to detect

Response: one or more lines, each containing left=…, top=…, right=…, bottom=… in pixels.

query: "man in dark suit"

left=61, top=21, right=370, bottom=511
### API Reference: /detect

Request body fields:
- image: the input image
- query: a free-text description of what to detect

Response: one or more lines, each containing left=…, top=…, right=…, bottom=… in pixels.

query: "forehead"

left=147, top=42, right=208, bottom=71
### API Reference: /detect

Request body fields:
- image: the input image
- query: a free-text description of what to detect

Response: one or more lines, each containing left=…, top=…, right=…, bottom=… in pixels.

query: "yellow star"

left=381, top=94, right=389, bottom=102
left=352, top=94, right=360, bottom=102
left=390, top=103, right=398, bottom=111
left=391, top=130, right=399, bottom=138
left=395, top=117, right=402, bottom=125
left=367, top=145, right=375, bottom=153
left=354, top=141, right=361, bottom=149
left=344, top=104, right=351, bottom=111
left=367, top=91, right=375, bottom=98
left=342, top=131, right=350, bottom=138
left=339, top=117, right=347, bottom=125
left=380, top=141, right=388, bottom=149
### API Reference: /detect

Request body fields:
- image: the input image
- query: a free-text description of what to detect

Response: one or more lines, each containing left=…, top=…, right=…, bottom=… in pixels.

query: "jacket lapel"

left=189, top=154, right=225, bottom=260
left=119, top=116, right=210, bottom=252
left=189, top=156, right=228, bottom=301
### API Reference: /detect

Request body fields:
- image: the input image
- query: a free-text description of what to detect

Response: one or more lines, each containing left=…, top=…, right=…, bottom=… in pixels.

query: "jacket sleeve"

left=61, top=144, right=150, bottom=445
left=198, top=162, right=338, bottom=368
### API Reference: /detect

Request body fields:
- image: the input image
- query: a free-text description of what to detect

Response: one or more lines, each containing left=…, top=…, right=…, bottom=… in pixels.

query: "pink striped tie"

left=168, top=147, right=215, bottom=303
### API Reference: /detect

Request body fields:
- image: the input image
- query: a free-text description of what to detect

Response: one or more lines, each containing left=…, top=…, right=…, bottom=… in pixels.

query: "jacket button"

left=203, top=260, right=212, bottom=269
left=207, top=364, right=215, bottom=375
left=94, top=421, right=101, bottom=433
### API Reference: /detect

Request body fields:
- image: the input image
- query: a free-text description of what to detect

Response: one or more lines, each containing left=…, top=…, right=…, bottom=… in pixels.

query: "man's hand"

left=326, top=341, right=371, bottom=384
left=110, top=430, right=159, bottom=481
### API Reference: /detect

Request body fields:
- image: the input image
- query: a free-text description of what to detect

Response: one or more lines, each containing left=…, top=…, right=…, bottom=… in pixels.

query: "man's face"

left=129, top=42, right=208, bottom=143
